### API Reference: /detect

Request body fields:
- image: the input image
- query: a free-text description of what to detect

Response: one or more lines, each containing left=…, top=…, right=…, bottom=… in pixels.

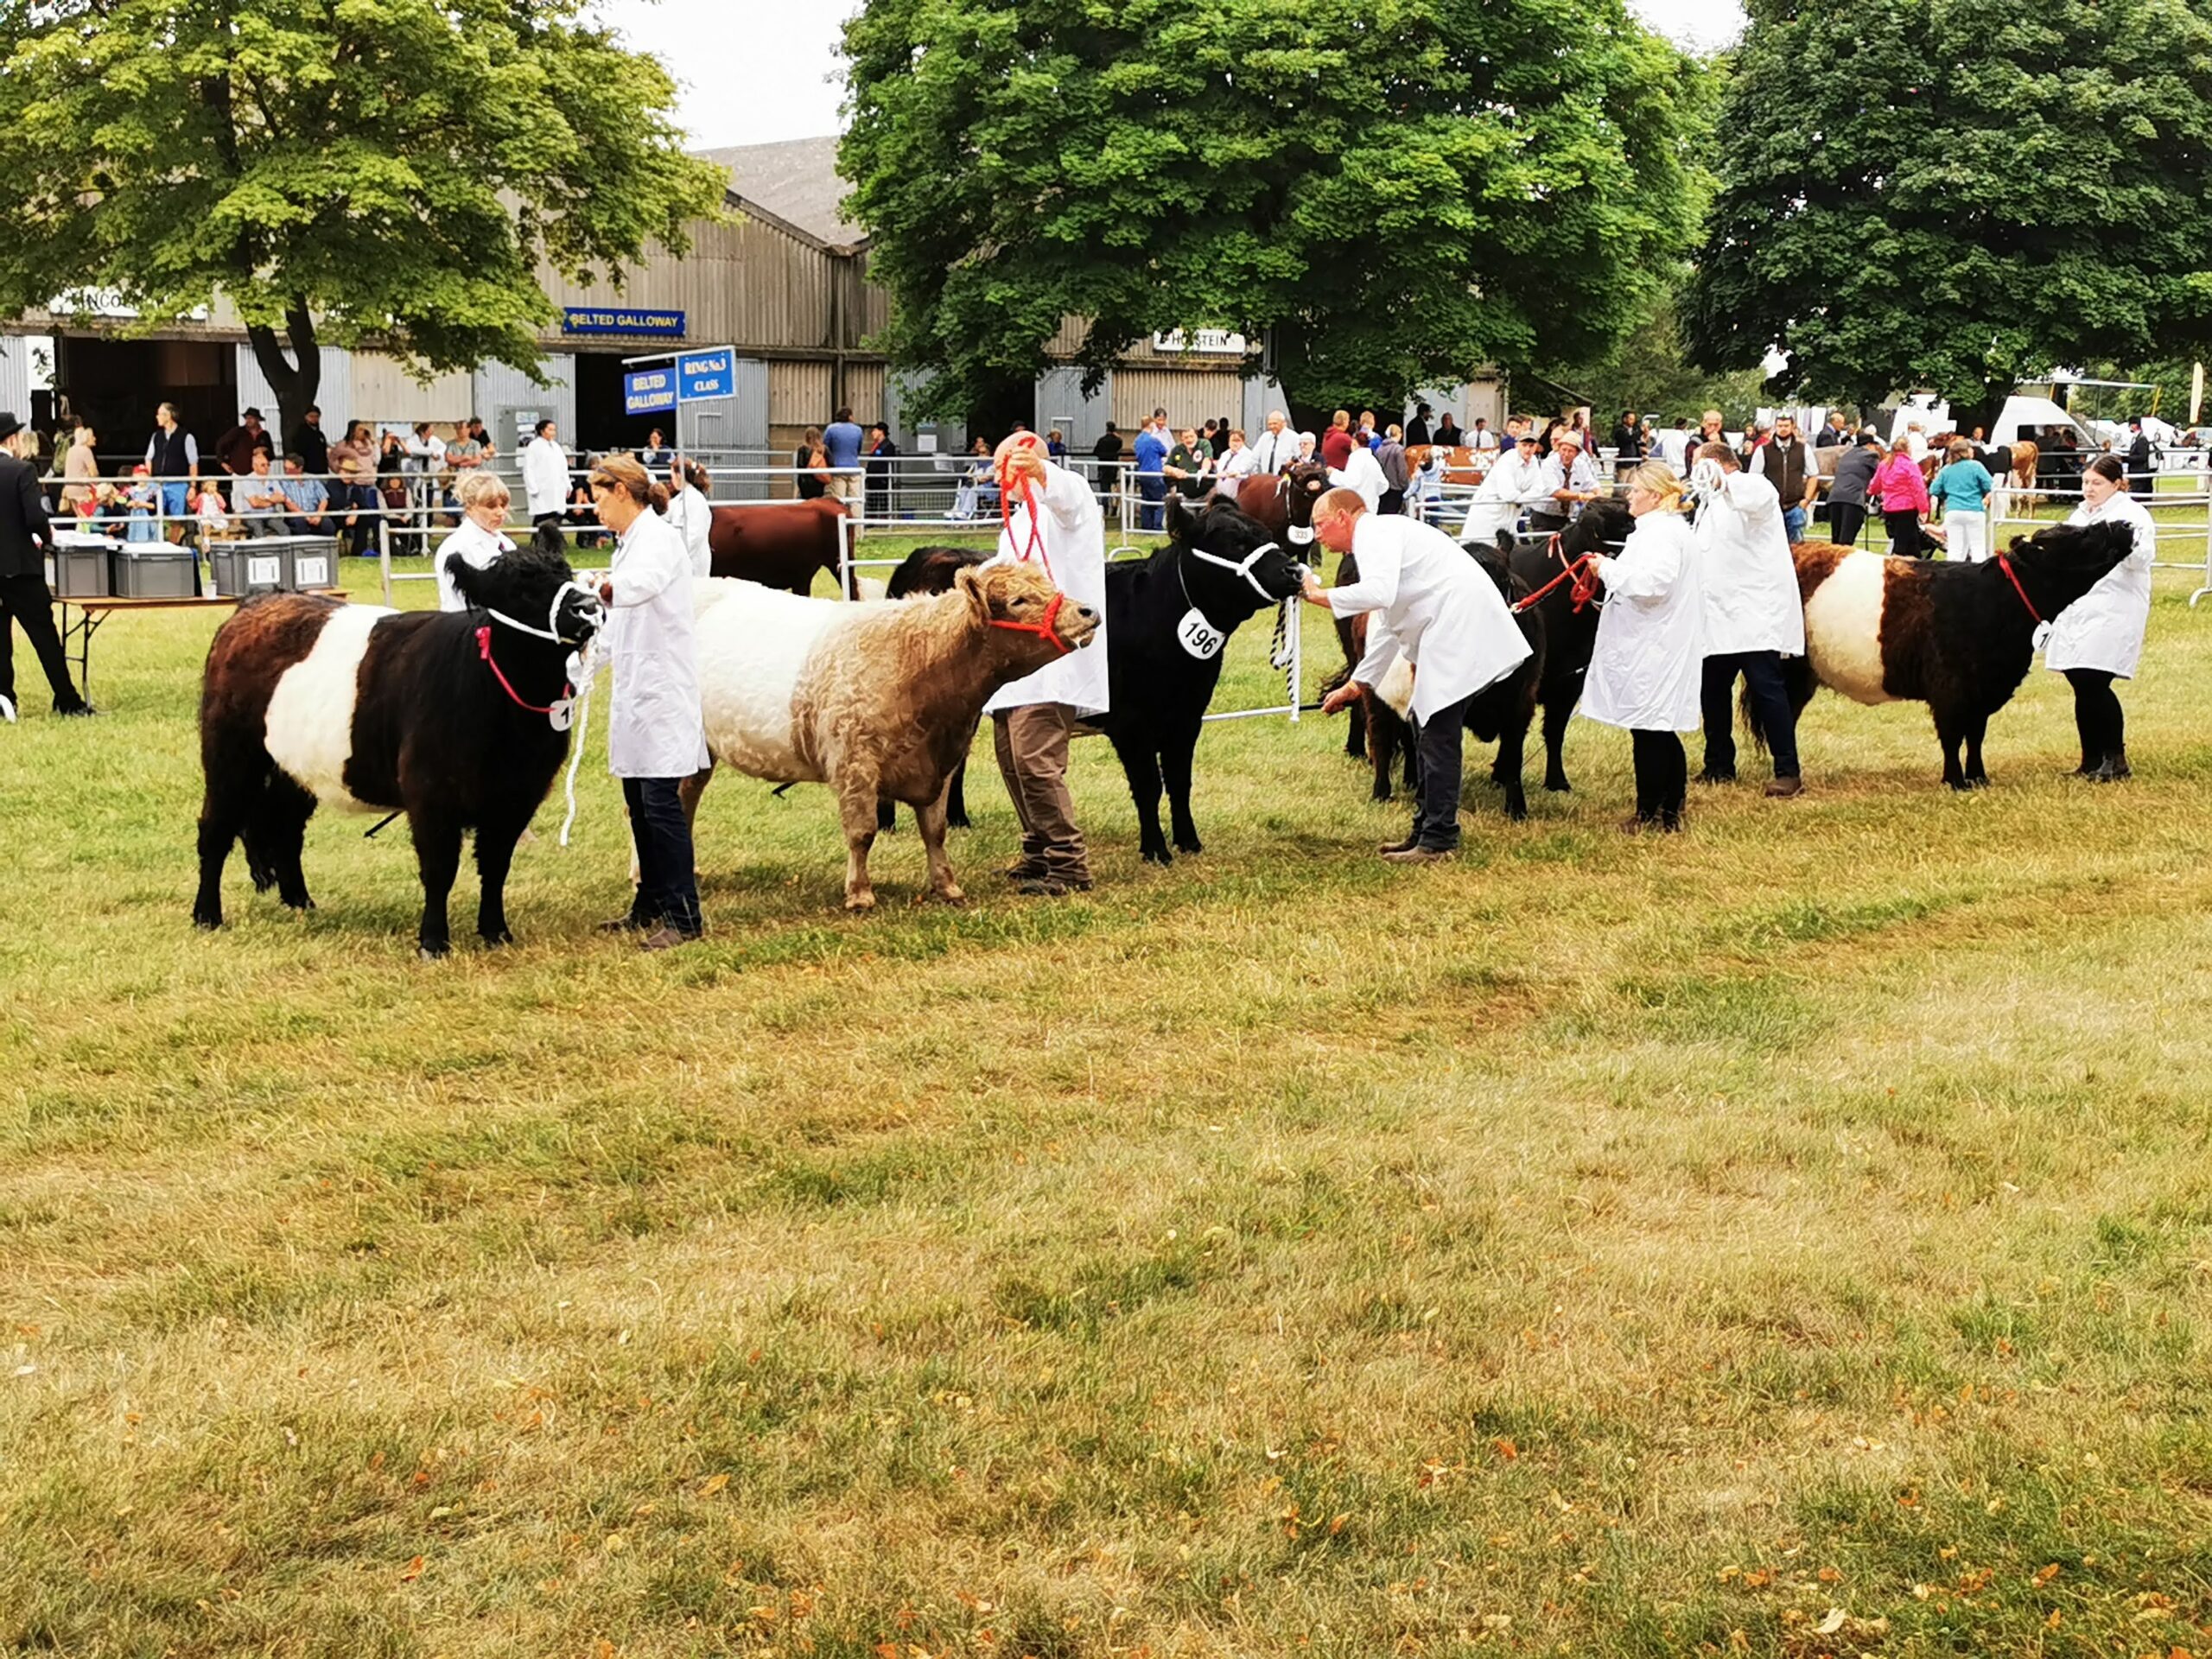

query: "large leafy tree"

left=1548, top=270, right=1770, bottom=426
left=841, top=0, right=1708, bottom=419
left=1686, top=0, right=2212, bottom=414
left=0, top=0, right=728, bottom=441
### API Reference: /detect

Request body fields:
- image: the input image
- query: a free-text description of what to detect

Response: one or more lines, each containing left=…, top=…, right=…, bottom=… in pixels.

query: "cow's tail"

left=1740, top=654, right=1817, bottom=756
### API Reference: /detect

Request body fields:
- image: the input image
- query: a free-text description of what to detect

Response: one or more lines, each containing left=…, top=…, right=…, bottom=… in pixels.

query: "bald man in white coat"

left=982, top=434, right=1109, bottom=895
left=1304, top=489, right=1532, bottom=862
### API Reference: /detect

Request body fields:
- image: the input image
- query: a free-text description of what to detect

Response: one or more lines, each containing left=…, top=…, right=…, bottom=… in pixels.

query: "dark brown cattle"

left=707, top=499, right=854, bottom=595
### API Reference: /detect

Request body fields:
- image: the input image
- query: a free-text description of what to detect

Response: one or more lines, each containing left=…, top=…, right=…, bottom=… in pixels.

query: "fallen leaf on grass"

left=399, top=1555, right=425, bottom=1583
left=1816, top=1608, right=1847, bottom=1636
left=2032, top=1562, right=2061, bottom=1586
left=698, top=1473, right=730, bottom=1497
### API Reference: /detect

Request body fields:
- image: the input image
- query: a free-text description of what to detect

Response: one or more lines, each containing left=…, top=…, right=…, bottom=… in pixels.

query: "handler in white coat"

left=522, top=419, right=570, bottom=530
left=1690, top=443, right=1808, bottom=796
left=1331, top=442, right=1389, bottom=513
left=1306, top=488, right=1533, bottom=861
left=982, top=435, right=1109, bottom=896
left=667, top=459, right=715, bottom=577
left=1581, top=461, right=1704, bottom=832
left=2049, top=453, right=2156, bottom=781
left=591, top=454, right=709, bottom=948
left=1460, top=430, right=1549, bottom=544
left=435, top=470, right=517, bottom=612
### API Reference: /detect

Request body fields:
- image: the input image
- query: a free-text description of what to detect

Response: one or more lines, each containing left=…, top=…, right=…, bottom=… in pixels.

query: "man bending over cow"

left=1303, top=489, right=1532, bottom=863
left=984, top=432, right=1110, bottom=896
left=1690, top=442, right=1807, bottom=797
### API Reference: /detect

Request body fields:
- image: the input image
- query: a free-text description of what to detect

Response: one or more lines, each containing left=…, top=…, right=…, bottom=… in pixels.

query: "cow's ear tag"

left=2031, top=621, right=2052, bottom=654
left=549, top=697, right=575, bottom=733
left=1175, top=608, right=1226, bottom=660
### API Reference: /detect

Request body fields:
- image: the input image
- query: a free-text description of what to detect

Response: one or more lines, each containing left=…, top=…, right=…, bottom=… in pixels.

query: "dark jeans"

left=1138, top=475, right=1166, bottom=531
left=1700, top=651, right=1800, bottom=779
left=339, top=483, right=381, bottom=555
left=0, top=573, right=87, bottom=712
left=1829, top=501, right=1866, bottom=548
left=1782, top=505, right=1807, bottom=543
left=621, top=776, right=703, bottom=935
left=1379, top=488, right=1406, bottom=517
left=1630, top=728, right=1687, bottom=825
left=2064, top=668, right=2125, bottom=762
left=1884, top=509, right=1926, bottom=558
left=1410, top=689, right=1476, bottom=850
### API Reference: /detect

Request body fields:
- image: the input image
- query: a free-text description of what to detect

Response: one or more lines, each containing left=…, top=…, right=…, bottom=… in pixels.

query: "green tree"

left=1687, top=0, right=2212, bottom=414
left=1547, top=271, right=1770, bottom=427
left=0, top=0, right=728, bottom=442
left=840, top=0, right=1708, bottom=421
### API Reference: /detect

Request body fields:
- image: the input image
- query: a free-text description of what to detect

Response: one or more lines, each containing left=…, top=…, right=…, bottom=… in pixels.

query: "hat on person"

left=1516, top=431, right=1541, bottom=445
left=1554, top=433, right=1583, bottom=451
left=0, top=412, right=21, bottom=443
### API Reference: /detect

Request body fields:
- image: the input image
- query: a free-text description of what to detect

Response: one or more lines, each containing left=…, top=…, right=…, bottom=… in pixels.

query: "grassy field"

left=3, top=516, right=2210, bottom=1658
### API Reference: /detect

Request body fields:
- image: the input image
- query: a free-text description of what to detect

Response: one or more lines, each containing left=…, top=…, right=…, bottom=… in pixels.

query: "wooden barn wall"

left=537, top=214, right=834, bottom=353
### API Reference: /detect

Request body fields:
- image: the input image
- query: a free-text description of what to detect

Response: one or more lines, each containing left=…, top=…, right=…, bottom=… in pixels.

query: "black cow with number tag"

left=1094, top=494, right=1306, bottom=864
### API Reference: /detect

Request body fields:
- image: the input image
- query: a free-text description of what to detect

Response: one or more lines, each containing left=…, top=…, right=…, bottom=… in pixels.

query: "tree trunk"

left=245, top=299, right=322, bottom=461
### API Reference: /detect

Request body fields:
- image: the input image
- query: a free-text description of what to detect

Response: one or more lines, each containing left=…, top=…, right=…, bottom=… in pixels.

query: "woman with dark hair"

left=2048, top=453, right=2156, bottom=780
left=639, top=428, right=673, bottom=469
left=591, top=454, right=706, bottom=949
left=1872, top=439, right=1931, bottom=558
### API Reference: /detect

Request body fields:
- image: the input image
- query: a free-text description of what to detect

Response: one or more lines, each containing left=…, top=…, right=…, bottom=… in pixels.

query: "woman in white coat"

left=591, top=454, right=709, bottom=948
left=666, top=459, right=715, bottom=577
left=434, top=471, right=517, bottom=611
left=2049, top=453, right=2156, bottom=781
left=1581, top=461, right=1704, bottom=832
left=521, top=419, right=570, bottom=531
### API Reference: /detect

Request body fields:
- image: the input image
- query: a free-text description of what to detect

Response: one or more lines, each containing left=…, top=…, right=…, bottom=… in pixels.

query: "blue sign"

left=563, top=307, right=686, bottom=338
left=680, top=348, right=734, bottom=400
left=623, top=367, right=677, bottom=416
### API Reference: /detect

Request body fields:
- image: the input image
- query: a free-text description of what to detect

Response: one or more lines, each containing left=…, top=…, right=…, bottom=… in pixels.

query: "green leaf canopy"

left=840, top=0, right=1707, bottom=418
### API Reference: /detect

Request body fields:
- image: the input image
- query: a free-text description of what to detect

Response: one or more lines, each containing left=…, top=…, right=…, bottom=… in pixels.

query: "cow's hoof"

left=1967, top=775, right=1991, bottom=790
left=844, top=893, right=876, bottom=912
left=480, top=929, right=513, bottom=948
left=947, top=813, right=971, bottom=830
left=1173, top=838, right=1203, bottom=856
left=283, top=895, right=316, bottom=912
left=418, top=942, right=450, bottom=961
left=192, top=908, right=223, bottom=931
left=1544, top=776, right=1572, bottom=793
left=249, top=865, right=277, bottom=893
left=1370, top=788, right=1392, bottom=803
left=1504, top=803, right=1529, bottom=823
left=1141, top=845, right=1173, bottom=867
left=918, top=886, right=966, bottom=906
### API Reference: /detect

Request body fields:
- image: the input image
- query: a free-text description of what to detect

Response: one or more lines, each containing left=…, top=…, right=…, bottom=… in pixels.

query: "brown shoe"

left=1377, top=835, right=1421, bottom=855
left=638, top=925, right=702, bottom=951
left=598, top=914, right=655, bottom=933
left=1764, top=776, right=1805, bottom=798
left=1001, top=861, right=1048, bottom=883
left=1381, top=845, right=1454, bottom=865
left=1015, top=874, right=1090, bottom=896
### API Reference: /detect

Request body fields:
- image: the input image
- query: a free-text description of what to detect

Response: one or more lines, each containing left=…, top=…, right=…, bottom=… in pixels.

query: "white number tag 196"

left=1175, top=608, right=1226, bottom=661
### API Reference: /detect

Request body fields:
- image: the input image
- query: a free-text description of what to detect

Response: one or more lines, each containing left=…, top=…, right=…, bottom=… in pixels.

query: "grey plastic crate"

left=113, top=549, right=199, bottom=599
left=49, top=533, right=113, bottom=598
left=275, top=536, right=341, bottom=591
left=210, top=537, right=342, bottom=596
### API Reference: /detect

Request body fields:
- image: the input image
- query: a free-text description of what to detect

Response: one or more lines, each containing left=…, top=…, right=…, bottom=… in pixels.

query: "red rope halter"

left=997, top=435, right=1056, bottom=585
left=1511, top=534, right=1600, bottom=613
left=987, top=589, right=1071, bottom=655
left=1996, top=554, right=2043, bottom=624
left=476, top=624, right=569, bottom=715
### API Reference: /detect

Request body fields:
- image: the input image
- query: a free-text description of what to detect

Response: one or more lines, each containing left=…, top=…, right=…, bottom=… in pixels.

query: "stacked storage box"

left=112, top=546, right=200, bottom=597
left=48, top=531, right=115, bottom=599
left=209, top=537, right=343, bottom=598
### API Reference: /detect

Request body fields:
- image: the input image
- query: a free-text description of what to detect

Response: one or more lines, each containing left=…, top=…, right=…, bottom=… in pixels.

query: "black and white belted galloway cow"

left=1096, top=493, right=1307, bottom=864
left=684, top=558, right=1097, bottom=909
left=193, top=527, right=606, bottom=955
left=1754, top=519, right=2139, bottom=789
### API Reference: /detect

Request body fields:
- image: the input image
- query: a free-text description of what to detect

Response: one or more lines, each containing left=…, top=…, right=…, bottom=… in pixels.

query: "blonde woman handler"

left=2050, top=453, right=2156, bottom=781
left=1582, top=461, right=1704, bottom=831
left=435, top=471, right=518, bottom=611
left=591, top=455, right=708, bottom=947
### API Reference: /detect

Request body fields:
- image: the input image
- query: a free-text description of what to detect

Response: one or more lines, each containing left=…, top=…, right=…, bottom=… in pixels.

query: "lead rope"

left=557, top=638, right=602, bottom=848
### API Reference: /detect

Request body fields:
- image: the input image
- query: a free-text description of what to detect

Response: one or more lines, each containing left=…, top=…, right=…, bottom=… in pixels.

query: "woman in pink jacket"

left=1871, top=441, right=1932, bottom=558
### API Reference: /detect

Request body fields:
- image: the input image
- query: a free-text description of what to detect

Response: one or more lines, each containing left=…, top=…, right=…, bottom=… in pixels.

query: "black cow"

left=875, top=544, right=989, bottom=833
left=1530, top=502, right=1626, bottom=791
left=193, top=527, right=605, bottom=956
left=1099, top=494, right=1306, bottom=862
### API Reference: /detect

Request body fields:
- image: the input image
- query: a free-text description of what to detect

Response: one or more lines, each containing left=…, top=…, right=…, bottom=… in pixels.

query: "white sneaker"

left=0, top=694, right=16, bottom=725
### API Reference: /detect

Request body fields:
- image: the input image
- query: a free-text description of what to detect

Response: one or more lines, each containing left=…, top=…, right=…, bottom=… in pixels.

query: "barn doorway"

left=54, top=335, right=238, bottom=471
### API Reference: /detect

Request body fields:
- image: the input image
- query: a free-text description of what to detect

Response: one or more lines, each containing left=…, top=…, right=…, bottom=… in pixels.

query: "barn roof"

left=696, top=136, right=865, bottom=254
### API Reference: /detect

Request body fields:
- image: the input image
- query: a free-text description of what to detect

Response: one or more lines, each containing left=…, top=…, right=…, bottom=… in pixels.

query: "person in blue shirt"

left=1133, top=416, right=1169, bottom=531
left=820, top=407, right=864, bottom=512
left=1929, top=439, right=1996, bottom=563
left=277, top=455, right=331, bottom=535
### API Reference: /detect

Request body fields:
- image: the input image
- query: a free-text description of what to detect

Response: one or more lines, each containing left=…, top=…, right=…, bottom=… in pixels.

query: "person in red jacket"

left=1871, top=439, right=1933, bottom=557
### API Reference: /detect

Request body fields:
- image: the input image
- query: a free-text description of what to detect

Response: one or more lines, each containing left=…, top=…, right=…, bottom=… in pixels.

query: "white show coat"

left=521, top=435, right=569, bottom=520
left=1694, top=470, right=1805, bottom=658
left=2048, top=489, right=2157, bottom=677
left=1328, top=512, right=1532, bottom=724
left=668, top=483, right=714, bottom=576
left=982, top=459, right=1110, bottom=719
left=1331, top=444, right=1389, bottom=512
left=1581, top=509, right=1704, bottom=731
left=1459, top=450, right=1548, bottom=543
left=604, top=506, right=709, bottom=779
left=434, top=516, right=516, bottom=612
left=1249, top=427, right=1299, bottom=475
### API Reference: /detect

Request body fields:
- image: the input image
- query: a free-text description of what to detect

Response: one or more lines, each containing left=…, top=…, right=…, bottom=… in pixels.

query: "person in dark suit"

left=0, top=412, right=93, bottom=721
left=2125, top=419, right=2155, bottom=499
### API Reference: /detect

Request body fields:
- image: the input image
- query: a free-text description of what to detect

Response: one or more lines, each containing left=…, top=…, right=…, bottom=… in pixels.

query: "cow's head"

left=1278, top=460, right=1332, bottom=550
left=2000, top=518, right=2138, bottom=618
left=1168, top=493, right=1305, bottom=618
left=1555, top=498, right=1635, bottom=565
left=958, top=558, right=1099, bottom=664
left=448, top=523, right=606, bottom=648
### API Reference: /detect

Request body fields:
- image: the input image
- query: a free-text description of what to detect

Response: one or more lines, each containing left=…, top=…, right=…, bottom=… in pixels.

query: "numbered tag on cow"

left=2031, top=621, right=2052, bottom=655
left=547, top=696, right=575, bottom=734
left=1287, top=524, right=1315, bottom=546
left=1175, top=608, right=1227, bottom=661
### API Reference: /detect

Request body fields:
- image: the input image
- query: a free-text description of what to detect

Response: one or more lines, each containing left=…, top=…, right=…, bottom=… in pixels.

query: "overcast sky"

left=600, top=0, right=1746, bottom=150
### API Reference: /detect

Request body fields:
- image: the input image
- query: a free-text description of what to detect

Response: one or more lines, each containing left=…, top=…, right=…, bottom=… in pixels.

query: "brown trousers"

left=991, top=702, right=1090, bottom=880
